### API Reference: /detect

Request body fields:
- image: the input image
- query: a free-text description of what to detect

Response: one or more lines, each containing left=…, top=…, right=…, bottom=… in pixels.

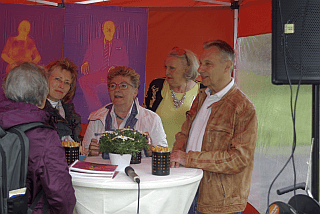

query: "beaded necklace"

left=170, top=82, right=188, bottom=108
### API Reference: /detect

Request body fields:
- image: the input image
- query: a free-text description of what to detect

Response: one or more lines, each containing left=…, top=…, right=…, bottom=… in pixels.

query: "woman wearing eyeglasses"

left=43, top=58, right=82, bottom=142
left=83, top=66, right=167, bottom=156
left=143, top=48, right=205, bottom=149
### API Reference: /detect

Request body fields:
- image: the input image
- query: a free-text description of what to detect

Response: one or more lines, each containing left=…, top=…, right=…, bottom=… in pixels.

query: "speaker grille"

left=272, top=0, right=320, bottom=84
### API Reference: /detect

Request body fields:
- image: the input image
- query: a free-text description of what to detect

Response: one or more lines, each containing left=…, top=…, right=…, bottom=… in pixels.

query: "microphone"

left=125, top=166, right=140, bottom=183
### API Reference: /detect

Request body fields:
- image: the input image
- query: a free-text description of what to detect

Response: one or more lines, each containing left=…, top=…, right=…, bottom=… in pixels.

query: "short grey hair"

left=168, top=48, right=199, bottom=81
left=3, top=62, right=49, bottom=106
left=203, top=40, right=235, bottom=64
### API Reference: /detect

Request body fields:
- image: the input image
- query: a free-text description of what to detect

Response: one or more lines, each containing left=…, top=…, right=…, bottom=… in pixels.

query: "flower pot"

left=130, top=152, right=142, bottom=164
left=109, top=153, right=132, bottom=172
left=102, top=152, right=109, bottom=160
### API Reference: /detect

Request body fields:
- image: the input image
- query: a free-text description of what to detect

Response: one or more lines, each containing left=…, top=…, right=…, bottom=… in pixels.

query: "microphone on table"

left=125, top=166, right=140, bottom=184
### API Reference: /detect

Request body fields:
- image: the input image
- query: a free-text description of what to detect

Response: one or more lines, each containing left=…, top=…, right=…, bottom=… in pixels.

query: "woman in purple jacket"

left=0, top=62, right=76, bottom=214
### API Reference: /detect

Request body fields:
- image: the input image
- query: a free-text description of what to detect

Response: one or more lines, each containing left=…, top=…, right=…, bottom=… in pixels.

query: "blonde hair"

left=46, top=57, right=78, bottom=103
left=167, top=48, right=199, bottom=81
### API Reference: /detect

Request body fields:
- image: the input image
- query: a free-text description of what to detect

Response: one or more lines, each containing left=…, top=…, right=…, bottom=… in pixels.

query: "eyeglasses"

left=172, top=47, right=190, bottom=66
left=54, top=77, right=71, bottom=87
left=108, top=82, right=134, bottom=91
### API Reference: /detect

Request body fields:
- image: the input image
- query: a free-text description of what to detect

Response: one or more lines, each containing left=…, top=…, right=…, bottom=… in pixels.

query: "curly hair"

left=46, top=57, right=78, bottom=103
left=107, top=66, right=140, bottom=89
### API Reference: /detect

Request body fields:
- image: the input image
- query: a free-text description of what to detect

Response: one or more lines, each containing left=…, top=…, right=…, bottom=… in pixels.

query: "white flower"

left=112, top=135, right=134, bottom=141
left=104, top=131, right=115, bottom=134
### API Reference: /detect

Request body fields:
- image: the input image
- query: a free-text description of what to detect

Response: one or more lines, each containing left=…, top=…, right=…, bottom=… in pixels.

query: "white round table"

left=72, top=156, right=203, bottom=214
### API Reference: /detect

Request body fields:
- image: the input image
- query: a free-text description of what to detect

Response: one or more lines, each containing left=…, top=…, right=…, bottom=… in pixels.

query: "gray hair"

left=168, top=48, right=199, bottom=81
left=3, top=62, right=49, bottom=106
left=203, top=40, right=235, bottom=64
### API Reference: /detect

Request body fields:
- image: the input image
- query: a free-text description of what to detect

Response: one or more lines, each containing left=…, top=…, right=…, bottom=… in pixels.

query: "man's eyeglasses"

left=108, top=82, right=133, bottom=91
left=172, top=47, right=190, bottom=66
left=54, top=77, right=71, bottom=87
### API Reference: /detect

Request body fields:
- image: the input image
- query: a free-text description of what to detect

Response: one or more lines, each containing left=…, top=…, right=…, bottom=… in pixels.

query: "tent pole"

left=233, top=7, right=238, bottom=80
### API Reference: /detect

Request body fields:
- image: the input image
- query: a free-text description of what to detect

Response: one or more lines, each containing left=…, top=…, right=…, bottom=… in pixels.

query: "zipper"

left=218, top=174, right=226, bottom=198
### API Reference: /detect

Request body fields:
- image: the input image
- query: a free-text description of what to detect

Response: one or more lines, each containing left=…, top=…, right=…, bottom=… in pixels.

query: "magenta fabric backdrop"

left=0, top=2, right=64, bottom=84
left=63, top=4, right=148, bottom=123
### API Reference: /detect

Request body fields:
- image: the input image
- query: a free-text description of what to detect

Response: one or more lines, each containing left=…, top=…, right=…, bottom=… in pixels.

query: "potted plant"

left=99, top=128, right=149, bottom=165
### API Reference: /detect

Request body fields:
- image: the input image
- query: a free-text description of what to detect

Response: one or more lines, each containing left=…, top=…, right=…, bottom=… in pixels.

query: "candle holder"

left=64, top=146, right=79, bottom=165
left=152, top=151, right=170, bottom=176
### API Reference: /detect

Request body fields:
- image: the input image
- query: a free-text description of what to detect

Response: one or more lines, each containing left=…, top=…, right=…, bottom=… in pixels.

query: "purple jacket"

left=0, top=92, right=76, bottom=214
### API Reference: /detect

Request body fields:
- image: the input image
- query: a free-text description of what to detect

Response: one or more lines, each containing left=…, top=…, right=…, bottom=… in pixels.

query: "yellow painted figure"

left=1, top=20, right=41, bottom=73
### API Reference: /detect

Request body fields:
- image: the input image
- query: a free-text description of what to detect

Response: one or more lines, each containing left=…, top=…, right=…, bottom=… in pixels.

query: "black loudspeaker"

left=272, top=0, right=320, bottom=85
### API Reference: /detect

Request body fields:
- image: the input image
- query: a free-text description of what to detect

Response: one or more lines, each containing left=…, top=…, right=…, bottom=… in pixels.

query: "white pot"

left=109, top=153, right=132, bottom=172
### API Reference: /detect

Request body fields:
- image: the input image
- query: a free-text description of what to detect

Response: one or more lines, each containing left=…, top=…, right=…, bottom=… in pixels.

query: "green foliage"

left=99, top=128, right=149, bottom=157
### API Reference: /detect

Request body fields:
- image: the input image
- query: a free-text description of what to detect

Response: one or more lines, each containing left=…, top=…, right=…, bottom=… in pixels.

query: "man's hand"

left=89, top=138, right=100, bottom=156
left=81, top=61, right=89, bottom=75
left=170, top=150, right=187, bottom=168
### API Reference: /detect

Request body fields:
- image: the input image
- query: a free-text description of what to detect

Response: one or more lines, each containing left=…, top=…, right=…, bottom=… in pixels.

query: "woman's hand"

left=79, top=145, right=89, bottom=155
left=147, top=143, right=153, bottom=157
left=144, top=132, right=153, bottom=156
left=89, top=138, right=100, bottom=156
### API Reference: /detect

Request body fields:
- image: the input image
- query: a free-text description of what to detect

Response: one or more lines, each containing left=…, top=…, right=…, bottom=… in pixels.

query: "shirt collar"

left=110, top=100, right=134, bottom=120
left=205, top=78, right=234, bottom=99
left=104, top=38, right=112, bottom=45
left=47, top=98, right=60, bottom=108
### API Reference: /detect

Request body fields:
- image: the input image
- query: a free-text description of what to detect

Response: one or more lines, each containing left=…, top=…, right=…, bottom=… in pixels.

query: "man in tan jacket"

left=170, top=40, right=258, bottom=214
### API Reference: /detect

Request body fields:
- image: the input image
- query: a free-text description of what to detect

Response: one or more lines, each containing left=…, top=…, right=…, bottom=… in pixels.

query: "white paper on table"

left=70, top=171, right=114, bottom=179
left=69, top=160, right=116, bottom=175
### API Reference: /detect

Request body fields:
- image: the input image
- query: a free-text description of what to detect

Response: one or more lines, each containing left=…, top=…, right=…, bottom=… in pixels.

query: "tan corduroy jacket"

left=172, top=84, right=258, bottom=214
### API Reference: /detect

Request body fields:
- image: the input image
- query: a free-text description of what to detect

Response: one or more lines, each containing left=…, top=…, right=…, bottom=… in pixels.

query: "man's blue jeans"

left=188, top=189, right=243, bottom=214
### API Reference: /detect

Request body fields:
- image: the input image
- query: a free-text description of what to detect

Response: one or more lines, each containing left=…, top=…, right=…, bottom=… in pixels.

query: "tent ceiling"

left=2, top=0, right=268, bottom=7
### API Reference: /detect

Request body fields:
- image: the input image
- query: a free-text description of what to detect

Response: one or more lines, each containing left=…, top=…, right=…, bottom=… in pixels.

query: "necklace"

left=115, top=112, right=125, bottom=120
left=171, top=82, right=188, bottom=108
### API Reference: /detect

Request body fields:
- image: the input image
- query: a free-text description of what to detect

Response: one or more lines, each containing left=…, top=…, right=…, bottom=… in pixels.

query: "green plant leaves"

left=99, top=128, right=149, bottom=156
